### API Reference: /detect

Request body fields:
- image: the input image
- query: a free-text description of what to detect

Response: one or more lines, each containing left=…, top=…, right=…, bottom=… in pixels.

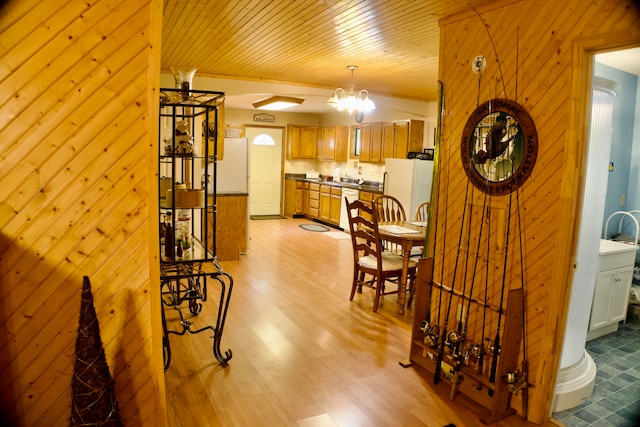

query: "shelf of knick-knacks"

left=158, top=87, right=233, bottom=371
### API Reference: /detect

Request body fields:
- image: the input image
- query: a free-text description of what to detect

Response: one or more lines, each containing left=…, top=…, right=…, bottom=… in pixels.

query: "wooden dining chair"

left=415, top=201, right=430, bottom=221
left=373, top=195, right=406, bottom=222
left=345, top=197, right=417, bottom=312
left=373, top=194, right=407, bottom=255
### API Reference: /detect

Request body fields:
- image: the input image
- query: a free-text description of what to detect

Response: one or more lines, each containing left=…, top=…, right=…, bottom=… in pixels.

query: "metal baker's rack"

left=158, top=87, right=233, bottom=371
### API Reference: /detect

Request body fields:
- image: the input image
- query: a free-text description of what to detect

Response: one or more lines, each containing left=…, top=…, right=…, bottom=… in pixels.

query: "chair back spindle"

left=373, top=195, right=406, bottom=222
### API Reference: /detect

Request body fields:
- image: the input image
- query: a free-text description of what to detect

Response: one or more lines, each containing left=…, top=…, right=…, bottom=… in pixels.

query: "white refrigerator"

left=213, top=138, right=249, bottom=193
left=384, top=158, right=434, bottom=219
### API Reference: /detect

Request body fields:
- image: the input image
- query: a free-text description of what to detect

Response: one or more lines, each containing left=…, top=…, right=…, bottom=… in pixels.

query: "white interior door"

left=247, top=127, right=283, bottom=216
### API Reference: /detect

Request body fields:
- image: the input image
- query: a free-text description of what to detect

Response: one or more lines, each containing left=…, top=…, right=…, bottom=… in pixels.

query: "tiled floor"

left=552, top=313, right=640, bottom=427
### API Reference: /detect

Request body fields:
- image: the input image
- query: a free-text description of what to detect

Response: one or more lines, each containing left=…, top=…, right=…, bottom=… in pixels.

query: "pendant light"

left=326, top=66, right=376, bottom=115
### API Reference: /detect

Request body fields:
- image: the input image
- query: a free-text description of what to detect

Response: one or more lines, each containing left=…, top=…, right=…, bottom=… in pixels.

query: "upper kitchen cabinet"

left=352, top=120, right=424, bottom=163
left=395, top=119, right=424, bottom=158
left=317, top=125, right=349, bottom=162
left=382, top=122, right=395, bottom=159
left=381, top=119, right=425, bottom=160
left=357, top=122, right=383, bottom=163
left=287, top=124, right=318, bottom=159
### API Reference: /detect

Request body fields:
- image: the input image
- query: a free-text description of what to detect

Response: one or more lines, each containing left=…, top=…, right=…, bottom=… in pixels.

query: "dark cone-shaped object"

left=70, top=276, right=124, bottom=426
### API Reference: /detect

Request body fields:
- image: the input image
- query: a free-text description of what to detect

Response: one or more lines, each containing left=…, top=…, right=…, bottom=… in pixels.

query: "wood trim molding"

left=149, top=0, right=168, bottom=425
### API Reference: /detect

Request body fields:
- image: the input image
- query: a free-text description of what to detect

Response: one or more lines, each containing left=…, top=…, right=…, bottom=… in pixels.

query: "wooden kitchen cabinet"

left=329, top=187, right=342, bottom=225
left=395, top=121, right=409, bottom=158
left=319, top=185, right=342, bottom=225
left=356, top=122, right=383, bottom=163
left=319, top=185, right=331, bottom=222
left=318, top=125, right=349, bottom=161
left=394, top=119, right=424, bottom=158
left=308, top=182, right=320, bottom=218
left=355, top=120, right=424, bottom=162
left=302, top=182, right=309, bottom=215
left=206, top=194, right=248, bottom=261
left=382, top=122, right=395, bottom=160
left=359, top=191, right=375, bottom=222
left=287, top=124, right=318, bottom=159
left=284, top=179, right=304, bottom=217
left=317, top=127, right=334, bottom=161
left=380, top=120, right=425, bottom=160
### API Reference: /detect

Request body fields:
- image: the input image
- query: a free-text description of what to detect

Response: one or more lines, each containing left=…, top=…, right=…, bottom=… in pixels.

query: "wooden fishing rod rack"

left=401, top=257, right=525, bottom=424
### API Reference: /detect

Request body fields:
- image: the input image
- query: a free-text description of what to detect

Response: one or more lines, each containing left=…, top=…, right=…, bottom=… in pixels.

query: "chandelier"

left=326, top=66, right=376, bottom=115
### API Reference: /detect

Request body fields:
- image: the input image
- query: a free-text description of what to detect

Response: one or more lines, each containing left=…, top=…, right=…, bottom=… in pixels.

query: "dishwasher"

left=340, top=188, right=360, bottom=231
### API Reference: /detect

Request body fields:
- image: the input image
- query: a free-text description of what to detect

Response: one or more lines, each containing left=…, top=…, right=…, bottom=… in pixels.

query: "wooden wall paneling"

left=4, top=191, right=149, bottom=418
left=0, top=52, right=151, bottom=219
left=160, top=1, right=467, bottom=100
left=0, top=120, right=148, bottom=314
left=0, top=29, right=151, bottom=200
left=147, top=0, right=166, bottom=422
left=0, top=158, right=149, bottom=388
left=0, top=0, right=164, bottom=425
left=436, top=0, right=640, bottom=423
left=0, top=0, right=143, bottom=112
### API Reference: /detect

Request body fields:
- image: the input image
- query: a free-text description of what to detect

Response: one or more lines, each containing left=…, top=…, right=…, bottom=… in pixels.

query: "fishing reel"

left=446, top=329, right=464, bottom=346
left=469, top=343, right=484, bottom=360
left=423, top=324, right=440, bottom=348
left=445, top=330, right=465, bottom=354
left=462, top=342, right=484, bottom=366
left=419, top=320, right=433, bottom=334
left=485, top=337, right=500, bottom=357
left=506, top=370, right=529, bottom=394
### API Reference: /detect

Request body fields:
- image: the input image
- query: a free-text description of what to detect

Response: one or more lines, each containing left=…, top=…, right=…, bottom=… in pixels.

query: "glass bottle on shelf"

left=160, top=214, right=166, bottom=245
left=176, top=209, right=191, bottom=249
left=164, top=212, right=174, bottom=259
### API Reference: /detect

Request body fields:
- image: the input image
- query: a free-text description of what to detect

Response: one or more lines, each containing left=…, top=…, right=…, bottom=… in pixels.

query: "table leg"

left=397, top=244, right=411, bottom=314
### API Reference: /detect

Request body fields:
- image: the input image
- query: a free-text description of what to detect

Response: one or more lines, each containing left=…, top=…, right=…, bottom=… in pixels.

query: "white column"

left=553, top=77, right=618, bottom=412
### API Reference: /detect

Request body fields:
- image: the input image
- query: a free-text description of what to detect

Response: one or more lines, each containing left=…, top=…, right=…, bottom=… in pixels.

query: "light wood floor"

left=164, top=217, right=555, bottom=427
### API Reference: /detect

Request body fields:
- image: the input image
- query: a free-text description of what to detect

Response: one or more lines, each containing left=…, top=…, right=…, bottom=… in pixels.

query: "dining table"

left=376, top=220, right=427, bottom=314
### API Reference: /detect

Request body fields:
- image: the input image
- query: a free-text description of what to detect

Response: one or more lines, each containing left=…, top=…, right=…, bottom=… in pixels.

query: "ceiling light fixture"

left=326, top=66, right=376, bottom=115
left=252, top=95, right=304, bottom=110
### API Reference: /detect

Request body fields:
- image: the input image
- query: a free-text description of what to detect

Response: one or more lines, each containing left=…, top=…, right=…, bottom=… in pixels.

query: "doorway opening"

left=552, top=46, right=640, bottom=424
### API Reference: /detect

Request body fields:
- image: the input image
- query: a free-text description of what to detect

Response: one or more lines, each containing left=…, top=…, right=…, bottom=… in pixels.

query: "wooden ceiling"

left=161, top=0, right=478, bottom=104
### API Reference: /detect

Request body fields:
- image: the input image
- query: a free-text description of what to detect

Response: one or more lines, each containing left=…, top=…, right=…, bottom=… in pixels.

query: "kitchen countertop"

left=285, top=174, right=383, bottom=193
left=208, top=191, right=249, bottom=197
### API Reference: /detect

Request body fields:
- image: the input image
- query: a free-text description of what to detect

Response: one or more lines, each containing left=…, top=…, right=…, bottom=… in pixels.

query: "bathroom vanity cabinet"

left=587, top=239, right=638, bottom=341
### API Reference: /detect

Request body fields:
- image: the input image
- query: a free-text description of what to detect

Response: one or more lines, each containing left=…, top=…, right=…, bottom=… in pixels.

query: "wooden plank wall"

left=0, top=0, right=165, bottom=425
left=436, top=0, right=640, bottom=423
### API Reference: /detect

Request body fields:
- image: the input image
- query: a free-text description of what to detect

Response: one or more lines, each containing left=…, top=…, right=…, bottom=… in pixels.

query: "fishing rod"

left=446, top=196, right=475, bottom=399
left=488, top=114, right=516, bottom=396
left=510, top=159, right=530, bottom=418
left=449, top=195, right=495, bottom=399
left=459, top=188, right=490, bottom=381
left=436, top=92, right=480, bottom=388
left=420, top=81, right=446, bottom=347
left=510, top=28, right=531, bottom=418
left=478, top=190, right=491, bottom=383
left=434, top=90, right=461, bottom=385
left=450, top=67, right=492, bottom=397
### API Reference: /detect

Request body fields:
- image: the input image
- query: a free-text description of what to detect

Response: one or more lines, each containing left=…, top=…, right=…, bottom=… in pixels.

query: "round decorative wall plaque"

left=460, top=98, right=538, bottom=195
